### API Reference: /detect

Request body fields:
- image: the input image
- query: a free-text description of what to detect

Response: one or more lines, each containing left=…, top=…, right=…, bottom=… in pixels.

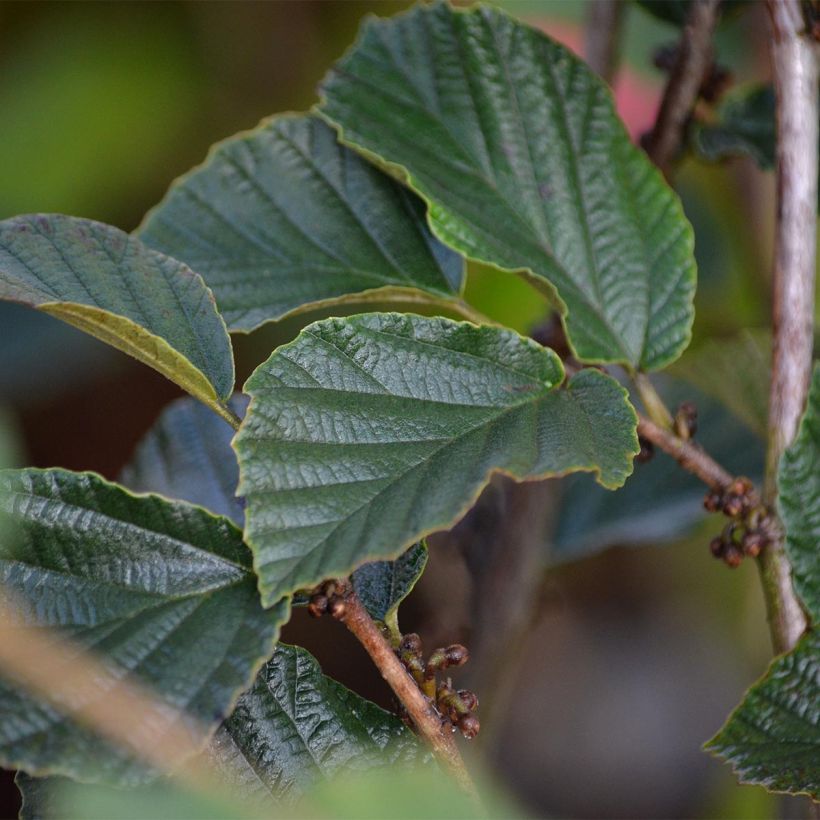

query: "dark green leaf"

left=235, top=312, right=638, bottom=605
left=318, top=3, right=696, bottom=370
left=0, top=468, right=289, bottom=785
left=707, top=631, right=820, bottom=799
left=209, top=644, right=422, bottom=804
left=120, top=395, right=248, bottom=526
left=778, top=363, right=820, bottom=619
left=0, top=216, right=235, bottom=420
left=553, top=377, right=763, bottom=562
left=351, top=542, right=428, bottom=625
left=694, top=85, right=777, bottom=169
left=138, top=114, right=464, bottom=333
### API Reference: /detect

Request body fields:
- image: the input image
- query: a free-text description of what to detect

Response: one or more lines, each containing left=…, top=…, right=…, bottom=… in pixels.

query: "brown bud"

left=444, top=644, right=469, bottom=667
left=704, top=490, right=723, bottom=512
left=399, top=633, right=422, bottom=655
left=328, top=596, right=346, bottom=620
left=709, top=536, right=725, bottom=558
left=723, top=495, right=745, bottom=518
left=742, top=530, right=766, bottom=557
left=458, top=714, right=480, bottom=740
left=674, top=401, right=698, bottom=440
left=458, top=689, right=479, bottom=711
left=723, top=543, right=743, bottom=568
left=307, top=595, right=328, bottom=618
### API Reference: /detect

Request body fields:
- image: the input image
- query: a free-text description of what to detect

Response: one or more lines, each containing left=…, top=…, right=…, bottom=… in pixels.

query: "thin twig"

left=585, top=0, right=626, bottom=86
left=644, top=0, right=721, bottom=177
left=337, top=587, right=478, bottom=800
left=759, top=0, right=818, bottom=654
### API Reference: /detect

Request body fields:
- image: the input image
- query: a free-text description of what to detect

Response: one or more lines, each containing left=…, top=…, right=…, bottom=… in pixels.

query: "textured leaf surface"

left=209, top=645, right=421, bottom=803
left=235, top=312, right=638, bottom=605
left=0, top=215, right=234, bottom=413
left=351, top=542, right=427, bottom=624
left=319, top=3, right=696, bottom=370
left=707, top=631, right=820, bottom=799
left=553, top=377, right=763, bottom=562
left=778, top=364, right=820, bottom=619
left=0, top=468, right=288, bottom=785
left=138, top=114, right=464, bottom=333
left=121, top=395, right=248, bottom=525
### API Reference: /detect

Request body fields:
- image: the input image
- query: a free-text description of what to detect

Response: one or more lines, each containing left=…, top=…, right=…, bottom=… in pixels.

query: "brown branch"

left=644, top=0, right=720, bottom=177
left=759, top=0, right=818, bottom=654
left=585, top=0, right=626, bottom=86
left=336, top=587, right=478, bottom=799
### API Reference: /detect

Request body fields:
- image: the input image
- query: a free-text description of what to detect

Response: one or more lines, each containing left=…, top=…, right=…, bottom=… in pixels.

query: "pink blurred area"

left=529, top=19, right=662, bottom=139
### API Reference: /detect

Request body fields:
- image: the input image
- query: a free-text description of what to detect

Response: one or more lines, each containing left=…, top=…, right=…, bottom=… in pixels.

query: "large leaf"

left=235, top=312, right=638, bottom=605
left=708, top=367, right=820, bottom=798
left=138, top=114, right=464, bottom=333
left=706, top=631, right=820, bottom=799
left=209, top=644, right=422, bottom=804
left=778, top=364, right=820, bottom=620
left=318, top=3, right=696, bottom=370
left=552, top=376, right=763, bottom=562
left=120, top=395, right=248, bottom=526
left=0, top=215, right=235, bottom=421
left=0, top=468, right=289, bottom=785
left=16, top=645, right=422, bottom=816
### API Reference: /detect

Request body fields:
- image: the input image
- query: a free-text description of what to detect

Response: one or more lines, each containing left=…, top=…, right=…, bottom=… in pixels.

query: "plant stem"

left=644, top=0, right=720, bottom=177
left=585, top=0, right=625, bottom=86
left=758, top=0, right=817, bottom=654
left=339, top=588, right=478, bottom=799
left=212, top=400, right=241, bottom=431
left=634, top=371, right=675, bottom=429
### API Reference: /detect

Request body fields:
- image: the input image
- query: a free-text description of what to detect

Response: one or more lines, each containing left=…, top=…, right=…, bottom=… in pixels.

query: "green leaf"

left=318, top=3, right=696, bottom=370
left=351, top=542, right=427, bottom=625
left=121, top=395, right=248, bottom=526
left=0, top=468, right=289, bottom=786
left=0, top=215, right=235, bottom=420
left=138, top=114, right=465, bottom=333
left=235, top=312, right=638, bottom=605
left=209, top=644, right=422, bottom=804
left=670, top=330, right=770, bottom=440
left=553, top=377, right=763, bottom=562
left=707, top=631, right=820, bottom=799
left=778, top=363, right=820, bottom=620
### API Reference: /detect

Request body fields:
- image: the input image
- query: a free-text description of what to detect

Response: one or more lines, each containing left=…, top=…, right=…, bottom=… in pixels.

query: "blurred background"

left=0, top=1, right=810, bottom=818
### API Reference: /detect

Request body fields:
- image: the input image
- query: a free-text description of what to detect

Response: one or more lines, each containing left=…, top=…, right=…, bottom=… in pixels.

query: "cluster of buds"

left=397, top=633, right=479, bottom=740
left=704, top=477, right=776, bottom=567
left=307, top=579, right=350, bottom=621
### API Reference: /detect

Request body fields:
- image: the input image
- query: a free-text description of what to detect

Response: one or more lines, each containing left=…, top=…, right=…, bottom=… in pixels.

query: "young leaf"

left=707, top=367, right=820, bottom=797
left=138, top=114, right=464, bottom=333
left=318, top=3, right=696, bottom=370
left=706, top=631, right=820, bottom=799
left=235, top=312, right=638, bottom=605
left=351, top=542, right=428, bottom=625
left=0, top=216, right=235, bottom=421
left=777, top=363, right=820, bottom=620
left=209, top=644, right=423, bottom=804
left=0, top=468, right=289, bottom=786
left=121, top=395, right=248, bottom=525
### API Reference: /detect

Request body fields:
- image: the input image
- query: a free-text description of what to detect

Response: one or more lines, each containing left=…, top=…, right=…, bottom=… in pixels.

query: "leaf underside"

left=0, top=468, right=288, bottom=786
left=318, top=2, right=696, bottom=370
left=235, top=312, right=638, bottom=606
left=138, top=113, right=464, bottom=333
left=0, top=215, right=234, bottom=407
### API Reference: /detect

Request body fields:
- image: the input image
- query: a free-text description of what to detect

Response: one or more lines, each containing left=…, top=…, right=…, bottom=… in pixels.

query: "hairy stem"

left=759, top=0, right=817, bottom=654
left=634, top=371, right=675, bottom=429
left=585, top=0, right=626, bottom=86
left=338, top=588, right=478, bottom=798
left=644, top=0, right=720, bottom=177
